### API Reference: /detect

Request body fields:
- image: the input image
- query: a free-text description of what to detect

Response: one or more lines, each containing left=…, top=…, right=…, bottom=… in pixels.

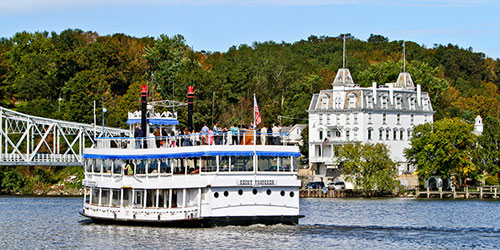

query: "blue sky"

left=1, top=0, right=500, bottom=58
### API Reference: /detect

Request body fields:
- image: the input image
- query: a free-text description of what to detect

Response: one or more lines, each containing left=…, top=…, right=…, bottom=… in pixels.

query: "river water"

left=1, top=196, right=499, bottom=249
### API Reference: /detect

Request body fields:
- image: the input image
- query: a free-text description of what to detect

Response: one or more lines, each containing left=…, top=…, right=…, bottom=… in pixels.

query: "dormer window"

left=321, top=96, right=329, bottom=110
left=381, top=96, right=388, bottom=109
left=348, top=94, right=356, bottom=109
left=423, top=99, right=429, bottom=111
left=367, top=95, right=374, bottom=108
left=395, top=96, right=402, bottom=109
left=335, top=96, right=342, bottom=109
left=409, top=97, right=416, bottom=110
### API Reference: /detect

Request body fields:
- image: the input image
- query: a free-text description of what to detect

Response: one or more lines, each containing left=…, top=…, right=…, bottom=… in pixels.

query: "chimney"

left=187, top=86, right=194, bottom=131
left=141, top=84, right=148, bottom=146
left=417, top=84, right=421, bottom=106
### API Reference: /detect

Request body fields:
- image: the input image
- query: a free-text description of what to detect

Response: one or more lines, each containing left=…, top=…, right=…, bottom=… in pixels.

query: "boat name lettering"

left=83, top=180, right=97, bottom=187
left=237, top=180, right=275, bottom=186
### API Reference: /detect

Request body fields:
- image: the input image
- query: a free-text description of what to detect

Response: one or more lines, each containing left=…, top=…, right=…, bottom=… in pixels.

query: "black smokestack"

left=187, top=86, right=194, bottom=131
left=141, top=84, right=147, bottom=139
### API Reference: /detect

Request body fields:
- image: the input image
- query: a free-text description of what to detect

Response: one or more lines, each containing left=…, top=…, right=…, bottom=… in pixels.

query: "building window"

left=353, top=129, right=358, bottom=140
left=346, top=130, right=350, bottom=141
left=383, top=113, right=387, bottom=124
left=386, top=129, right=390, bottom=140
left=327, top=130, right=331, bottom=138
left=411, top=114, right=414, bottom=124
left=409, top=97, right=416, bottom=110
left=424, top=114, right=428, bottom=122
left=319, top=115, right=323, bottom=124
left=319, top=131, right=323, bottom=140
left=336, top=115, right=340, bottom=123
left=367, top=95, right=373, bottom=108
left=321, top=96, right=329, bottom=109
left=407, top=129, right=412, bottom=139
left=327, top=115, right=331, bottom=124
left=400, top=129, right=404, bottom=140
left=346, top=114, right=350, bottom=124
left=395, top=97, right=402, bottom=109
left=348, top=94, right=356, bottom=109
left=381, top=96, right=388, bottom=109
left=368, top=113, right=372, bottom=124
left=354, top=114, right=358, bottom=124
left=397, top=114, right=401, bottom=125
left=393, top=129, right=397, bottom=141
left=335, top=96, right=342, bottom=109
left=368, top=129, right=373, bottom=140
left=335, top=130, right=341, bottom=137
left=379, top=129, right=383, bottom=140
left=423, top=99, right=429, bottom=111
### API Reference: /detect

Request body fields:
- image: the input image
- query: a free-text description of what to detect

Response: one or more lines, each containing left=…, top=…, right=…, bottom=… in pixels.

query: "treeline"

left=1, top=30, right=499, bottom=129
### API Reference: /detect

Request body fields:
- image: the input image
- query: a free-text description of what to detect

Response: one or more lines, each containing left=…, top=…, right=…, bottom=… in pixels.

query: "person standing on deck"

left=154, top=127, right=161, bottom=148
left=230, top=124, right=239, bottom=145
left=260, top=125, right=267, bottom=145
left=272, top=124, right=280, bottom=145
left=134, top=125, right=143, bottom=149
left=213, top=123, right=220, bottom=145
left=201, top=123, right=209, bottom=145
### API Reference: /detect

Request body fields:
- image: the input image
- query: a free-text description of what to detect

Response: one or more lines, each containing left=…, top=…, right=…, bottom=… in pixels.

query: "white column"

left=98, top=187, right=102, bottom=206
left=109, top=189, right=113, bottom=207
left=120, top=189, right=124, bottom=208
left=198, top=188, right=202, bottom=217
left=168, top=189, right=172, bottom=209
left=143, top=189, right=147, bottom=208
left=155, top=189, right=159, bottom=208
left=89, top=187, right=93, bottom=205
left=83, top=187, right=87, bottom=204
left=182, top=189, right=186, bottom=208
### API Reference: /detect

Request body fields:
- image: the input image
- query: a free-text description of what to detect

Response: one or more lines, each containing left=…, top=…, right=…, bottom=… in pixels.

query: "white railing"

left=93, top=130, right=294, bottom=150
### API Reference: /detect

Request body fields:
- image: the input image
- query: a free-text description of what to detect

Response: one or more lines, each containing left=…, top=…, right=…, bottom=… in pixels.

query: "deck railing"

left=93, top=130, right=295, bottom=150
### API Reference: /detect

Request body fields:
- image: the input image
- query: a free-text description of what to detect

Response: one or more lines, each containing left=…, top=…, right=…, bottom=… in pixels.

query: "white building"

left=307, top=68, right=434, bottom=177
left=282, top=124, right=307, bottom=146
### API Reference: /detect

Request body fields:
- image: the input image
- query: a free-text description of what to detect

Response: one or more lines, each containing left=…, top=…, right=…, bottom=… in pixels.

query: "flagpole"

left=253, top=94, right=257, bottom=176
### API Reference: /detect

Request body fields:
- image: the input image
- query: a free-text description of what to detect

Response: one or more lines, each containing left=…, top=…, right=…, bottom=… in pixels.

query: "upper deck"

left=83, top=131, right=301, bottom=178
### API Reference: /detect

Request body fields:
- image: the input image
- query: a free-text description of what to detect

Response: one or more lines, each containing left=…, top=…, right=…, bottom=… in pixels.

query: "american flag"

left=254, top=95, right=261, bottom=126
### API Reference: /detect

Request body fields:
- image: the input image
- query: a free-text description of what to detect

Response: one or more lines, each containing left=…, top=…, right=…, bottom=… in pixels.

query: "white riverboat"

left=79, top=87, right=303, bottom=227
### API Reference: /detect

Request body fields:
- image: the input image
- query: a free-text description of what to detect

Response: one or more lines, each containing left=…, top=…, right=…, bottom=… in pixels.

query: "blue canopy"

left=83, top=151, right=300, bottom=160
left=126, top=118, right=179, bottom=126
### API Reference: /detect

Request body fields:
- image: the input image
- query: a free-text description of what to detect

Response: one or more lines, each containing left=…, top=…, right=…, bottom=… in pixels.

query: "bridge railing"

left=92, top=131, right=296, bottom=150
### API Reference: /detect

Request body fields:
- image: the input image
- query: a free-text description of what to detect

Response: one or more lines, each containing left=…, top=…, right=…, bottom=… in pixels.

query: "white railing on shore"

left=0, top=153, right=80, bottom=164
left=93, top=130, right=294, bottom=150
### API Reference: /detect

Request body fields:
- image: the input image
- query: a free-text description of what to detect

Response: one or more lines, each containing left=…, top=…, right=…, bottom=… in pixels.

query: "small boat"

left=79, top=85, right=303, bottom=227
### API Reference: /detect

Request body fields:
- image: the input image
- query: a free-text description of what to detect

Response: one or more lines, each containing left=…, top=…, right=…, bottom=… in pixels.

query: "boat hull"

left=79, top=209, right=301, bottom=227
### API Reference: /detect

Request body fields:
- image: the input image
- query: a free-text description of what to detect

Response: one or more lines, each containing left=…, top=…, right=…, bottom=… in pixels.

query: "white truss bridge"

left=0, top=106, right=129, bottom=166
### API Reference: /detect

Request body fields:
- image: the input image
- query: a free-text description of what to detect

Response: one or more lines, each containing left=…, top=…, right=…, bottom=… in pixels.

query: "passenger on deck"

left=134, top=125, right=143, bottom=149
left=272, top=124, right=281, bottom=145
left=260, top=125, right=267, bottom=145
left=230, top=124, right=239, bottom=145
left=154, top=127, right=161, bottom=148
left=123, top=160, right=133, bottom=175
left=201, top=123, right=209, bottom=145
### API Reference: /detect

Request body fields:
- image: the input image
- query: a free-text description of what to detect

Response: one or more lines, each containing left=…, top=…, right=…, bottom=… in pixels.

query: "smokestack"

left=141, top=84, right=148, bottom=140
left=187, top=86, right=194, bottom=131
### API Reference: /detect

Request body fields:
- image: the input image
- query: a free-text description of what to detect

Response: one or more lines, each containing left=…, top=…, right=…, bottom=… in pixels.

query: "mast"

left=141, top=84, right=148, bottom=144
left=343, top=34, right=346, bottom=68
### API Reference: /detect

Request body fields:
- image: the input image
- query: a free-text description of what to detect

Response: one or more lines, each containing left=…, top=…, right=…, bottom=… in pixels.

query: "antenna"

left=403, top=41, right=406, bottom=72
left=342, top=34, right=346, bottom=68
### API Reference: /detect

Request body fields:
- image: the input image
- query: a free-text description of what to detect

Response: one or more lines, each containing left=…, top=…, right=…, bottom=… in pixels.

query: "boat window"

left=173, top=159, right=185, bottom=174
left=224, top=191, right=229, bottom=197
left=293, top=157, right=300, bottom=172
left=214, top=192, right=219, bottom=198
left=134, top=190, right=145, bottom=208
left=148, top=159, right=159, bottom=174
left=280, top=190, right=285, bottom=196
left=187, top=158, right=200, bottom=174
left=85, top=159, right=92, bottom=173
left=101, top=189, right=110, bottom=206
left=252, top=189, right=258, bottom=195
left=201, top=156, right=217, bottom=172
left=238, top=189, right=243, bottom=195
left=93, top=159, right=102, bottom=173
left=122, top=189, right=131, bottom=207
left=91, top=188, right=99, bottom=205
left=279, top=156, right=291, bottom=172
left=290, top=191, right=295, bottom=197
left=219, top=156, right=230, bottom=172
left=266, top=189, right=272, bottom=195
left=160, top=159, right=170, bottom=174
left=146, top=189, right=155, bottom=208
left=232, top=156, right=253, bottom=172
left=258, top=156, right=278, bottom=172
left=136, top=159, right=146, bottom=175
left=111, top=189, right=120, bottom=207
left=103, top=159, right=112, bottom=174
left=113, top=159, right=123, bottom=174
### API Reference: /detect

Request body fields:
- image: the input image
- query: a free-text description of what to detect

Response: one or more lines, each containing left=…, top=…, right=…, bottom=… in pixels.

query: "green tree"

left=478, top=117, right=500, bottom=176
left=405, top=118, right=478, bottom=187
left=336, top=143, right=397, bottom=196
